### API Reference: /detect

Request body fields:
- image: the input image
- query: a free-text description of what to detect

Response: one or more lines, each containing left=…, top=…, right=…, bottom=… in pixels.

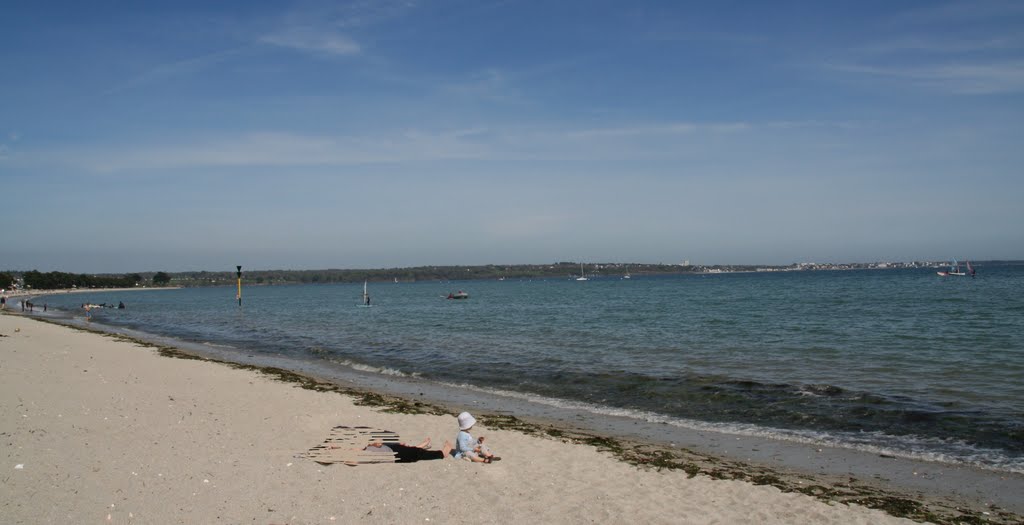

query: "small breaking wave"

left=332, top=358, right=421, bottom=378
left=436, top=380, right=1024, bottom=475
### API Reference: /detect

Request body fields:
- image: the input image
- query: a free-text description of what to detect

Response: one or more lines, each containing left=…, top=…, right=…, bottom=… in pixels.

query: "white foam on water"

left=334, top=358, right=421, bottom=378
left=201, top=341, right=237, bottom=350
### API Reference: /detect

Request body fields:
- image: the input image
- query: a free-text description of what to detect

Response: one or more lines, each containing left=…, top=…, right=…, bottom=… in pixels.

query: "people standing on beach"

left=1, top=296, right=5, bottom=309
left=454, top=412, right=500, bottom=463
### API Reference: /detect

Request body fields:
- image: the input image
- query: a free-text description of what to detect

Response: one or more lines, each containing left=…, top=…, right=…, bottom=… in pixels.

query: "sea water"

left=38, top=264, right=1024, bottom=474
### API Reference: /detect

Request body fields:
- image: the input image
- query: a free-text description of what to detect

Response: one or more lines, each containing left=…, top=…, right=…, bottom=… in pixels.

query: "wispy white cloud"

left=560, top=121, right=790, bottom=139
left=106, top=48, right=243, bottom=95
left=258, top=0, right=422, bottom=57
left=260, top=26, right=361, bottom=56
left=564, top=123, right=698, bottom=139
left=830, top=60, right=1024, bottom=94
left=823, top=2, right=1024, bottom=94
left=30, top=118, right=864, bottom=173
left=888, top=1, right=1024, bottom=26
left=0, top=132, right=21, bottom=160
left=439, top=68, right=522, bottom=102
left=57, top=129, right=490, bottom=172
left=859, top=35, right=1024, bottom=55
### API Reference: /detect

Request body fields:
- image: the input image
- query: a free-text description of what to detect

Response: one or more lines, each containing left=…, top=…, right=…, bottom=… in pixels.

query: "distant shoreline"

left=29, top=261, right=1021, bottom=289
left=3, top=286, right=180, bottom=299
left=7, top=261, right=1020, bottom=290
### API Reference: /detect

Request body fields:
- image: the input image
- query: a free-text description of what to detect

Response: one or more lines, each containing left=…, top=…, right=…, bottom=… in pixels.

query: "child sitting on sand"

left=454, top=412, right=501, bottom=463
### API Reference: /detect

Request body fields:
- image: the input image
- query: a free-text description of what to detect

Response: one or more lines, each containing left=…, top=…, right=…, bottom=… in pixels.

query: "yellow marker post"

left=236, top=265, right=242, bottom=306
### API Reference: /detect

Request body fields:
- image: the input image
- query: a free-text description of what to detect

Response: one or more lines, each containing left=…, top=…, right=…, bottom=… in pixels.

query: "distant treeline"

left=12, top=259, right=1015, bottom=291
left=158, top=262, right=702, bottom=286
left=20, top=270, right=145, bottom=290
left=4, top=264, right=696, bottom=290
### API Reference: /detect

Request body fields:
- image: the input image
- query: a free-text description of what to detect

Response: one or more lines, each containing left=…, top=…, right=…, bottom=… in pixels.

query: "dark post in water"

left=236, top=265, right=242, bottom=306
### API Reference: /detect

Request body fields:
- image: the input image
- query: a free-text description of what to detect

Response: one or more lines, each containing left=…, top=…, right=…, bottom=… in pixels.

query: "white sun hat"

left=457, top=411, right=477, bottom=431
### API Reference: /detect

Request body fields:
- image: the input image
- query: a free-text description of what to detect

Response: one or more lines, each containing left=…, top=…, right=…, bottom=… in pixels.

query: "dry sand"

left=1, top=314, right=923, bottom=524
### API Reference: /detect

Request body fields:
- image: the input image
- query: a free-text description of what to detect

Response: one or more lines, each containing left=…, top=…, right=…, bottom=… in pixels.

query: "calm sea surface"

left=38, top=265, right=1024, bottom=473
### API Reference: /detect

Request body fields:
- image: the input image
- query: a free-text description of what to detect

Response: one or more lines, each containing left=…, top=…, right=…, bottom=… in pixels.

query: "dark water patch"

left=503, top=368, right=1024, bottom=458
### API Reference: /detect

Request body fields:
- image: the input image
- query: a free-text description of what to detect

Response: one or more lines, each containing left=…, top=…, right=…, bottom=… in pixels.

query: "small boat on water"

left=358, top=280, right=372, bottom=307
left=576, top=263, right=589, bottom=281
left=446, top=290, right=469, bottom=299
left=937, top=259, right=975, bottom=277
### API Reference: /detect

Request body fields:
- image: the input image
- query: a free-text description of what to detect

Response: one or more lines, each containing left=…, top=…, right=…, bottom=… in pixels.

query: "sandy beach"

left=0, top=313, right=1005, bottom=524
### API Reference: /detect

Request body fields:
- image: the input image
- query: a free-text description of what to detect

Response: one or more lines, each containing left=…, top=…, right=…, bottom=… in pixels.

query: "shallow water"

left=38, top=264, right=1024, bottom=473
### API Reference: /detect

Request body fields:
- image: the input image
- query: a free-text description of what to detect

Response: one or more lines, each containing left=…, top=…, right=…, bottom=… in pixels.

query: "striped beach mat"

left=301, top=426, right=402, bottom=465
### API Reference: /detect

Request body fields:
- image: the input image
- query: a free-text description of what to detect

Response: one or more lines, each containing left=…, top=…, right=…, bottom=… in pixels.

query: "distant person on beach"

left=454, top=412, right=500, bottom=463
left=1, top=296, right=5, bottom=309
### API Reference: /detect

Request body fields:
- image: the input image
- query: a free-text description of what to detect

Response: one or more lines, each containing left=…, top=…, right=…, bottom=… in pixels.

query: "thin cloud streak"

left=29, top=119, right=864, bottom=173
left=818, top=2, right=1024, bottom=95
left=106, top=48, right=244, bottom=95
left=260, top=27, right=361, bottom=56
left=888, top=1, right=1024, bottom=26
left=61, top=130, right=489, bottom=172
left=859, top=35, right=1024, bottom=55
left=830, top=60, right=1024, bottom=94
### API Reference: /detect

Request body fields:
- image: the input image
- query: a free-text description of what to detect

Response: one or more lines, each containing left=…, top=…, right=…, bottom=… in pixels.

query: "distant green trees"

left=147, top=262, right=698, bottom=287
left=0, top=272, right=14, bottom=290
left=22, top=270, right=142, bottom=290
left=152, top=272, right=171, bottom=285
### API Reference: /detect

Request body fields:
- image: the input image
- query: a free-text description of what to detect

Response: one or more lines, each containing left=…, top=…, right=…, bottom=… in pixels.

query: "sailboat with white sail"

left=358, top=280, right=373, bottom=307
left=576, top=263, right=589, bottom=281
left=937, top=259, right=975, bottom=277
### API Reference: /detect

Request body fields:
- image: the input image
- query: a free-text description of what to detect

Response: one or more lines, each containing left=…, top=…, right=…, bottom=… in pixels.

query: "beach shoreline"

left=2, top=311, right=1020, bottom=523
left=2, top=286, right=180, bottom=299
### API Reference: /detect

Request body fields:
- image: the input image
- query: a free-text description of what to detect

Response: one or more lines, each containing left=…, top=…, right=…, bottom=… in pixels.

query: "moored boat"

left=576, top=262, right=589, bottom=281
left=937, top=258, right=973, bottom=277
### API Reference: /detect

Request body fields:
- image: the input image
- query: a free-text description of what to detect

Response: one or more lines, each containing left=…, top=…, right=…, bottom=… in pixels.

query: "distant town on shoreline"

left=3, top=260, right=1021, bottom=292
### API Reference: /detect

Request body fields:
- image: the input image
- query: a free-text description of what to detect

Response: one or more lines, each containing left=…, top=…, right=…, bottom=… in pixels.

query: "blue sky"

left=2, top=0, right=1023, bottom=273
